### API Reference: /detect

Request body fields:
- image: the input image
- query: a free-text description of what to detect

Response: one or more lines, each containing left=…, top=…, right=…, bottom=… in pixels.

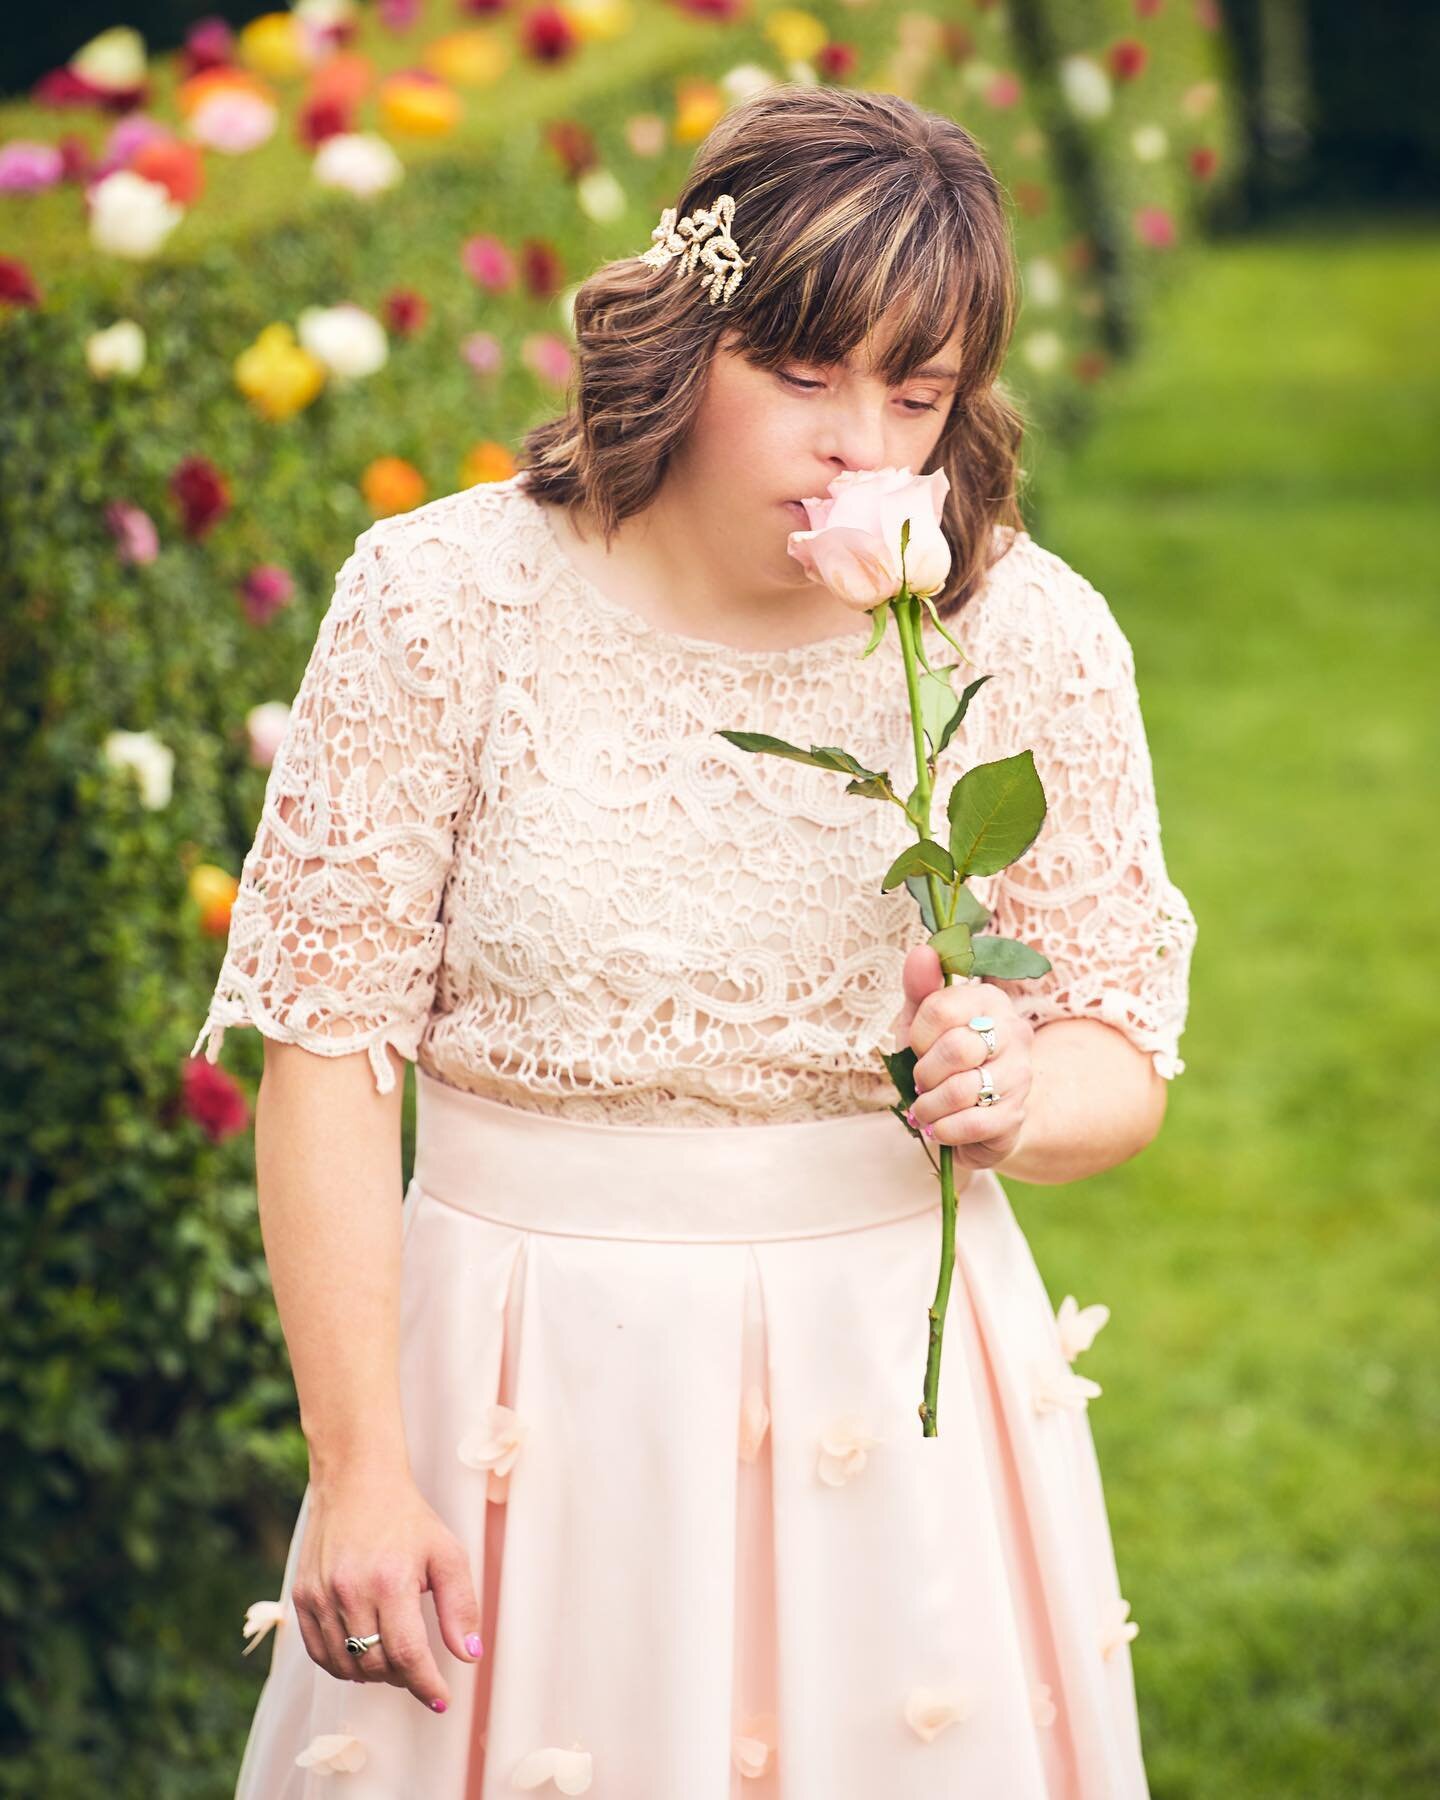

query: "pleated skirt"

left=235, top=1069, right=1151, bottom=1799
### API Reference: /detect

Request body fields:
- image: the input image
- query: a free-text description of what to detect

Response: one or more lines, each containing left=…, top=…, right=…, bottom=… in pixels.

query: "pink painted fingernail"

left=904, top=1107, right=917, bottom=1127
left=465, top=1633, right=484, bottom=1657
left=430, top=1698, right=448, bottom=1713
left=921, top=1123, right=935, bottom=1140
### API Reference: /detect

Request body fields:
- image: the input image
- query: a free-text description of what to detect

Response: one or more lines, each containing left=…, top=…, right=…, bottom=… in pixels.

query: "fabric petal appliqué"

left=241, top=1598, right=285, bottom=1655
left=817, top=1412, right=885, bottom=1486
left=904, top=1683, right=977, bottom=1742
left=738, top=1383, right=770, bottom=1463
left=294, top=1732, right=368, bottom=1773
left=1031, top=1364, right=1103, bottom=1415
left=731, top=1711, right=779, bottom=1777
left=457, top=1401, right=529, bottom=1503
left=1032, top=1681, right=1058, bottom=1728
left=510, top=1743, right=594, bottom=1793
left=1100, top=1597, right=1140, bottom=1660
left=1056, top=1294, right=1110, bottom=1361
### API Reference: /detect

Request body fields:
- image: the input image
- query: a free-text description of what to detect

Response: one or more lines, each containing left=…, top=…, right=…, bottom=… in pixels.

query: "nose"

left=824, top=396, right=891, bottom=479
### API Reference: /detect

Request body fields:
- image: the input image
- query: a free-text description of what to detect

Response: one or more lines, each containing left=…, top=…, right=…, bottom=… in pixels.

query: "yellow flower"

left=233, top=323, right=327, bottom=422
left=764, top=9, right=828, bottom=65
left=561, top=0, right=633, bottom=43
left=238, top=13, right=311, bottom=82
left=380, top=73, right=463, bottom=137
left=674, top=80, right=724, bottom=144
left=360, top=456, right=426, bottom=517
left=423, top=29, right=508, bottom=89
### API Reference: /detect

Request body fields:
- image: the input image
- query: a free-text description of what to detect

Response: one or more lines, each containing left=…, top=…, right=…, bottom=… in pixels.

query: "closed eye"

left=778, top=371, right=939, bottom=414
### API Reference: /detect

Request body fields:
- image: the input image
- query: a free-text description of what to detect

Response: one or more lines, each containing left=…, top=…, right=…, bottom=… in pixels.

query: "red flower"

left=544, top=119, right=597, bottom=180
left=58, top=133, right=96, bottom=181
left=520, top=5, right=578, bottom=62
left=169, top=456, right=231, bottom=540
left=298, top=94, right=354, bottom=147
left=1107, top=39, right=1148, bottom=81
left=384, top=288, right=429, bottom=336
left=0, top=257, right=41, bottom=309
left=182, top=1056, right=250, bottom=1143
left=1188, top=145, right=1219, bottom=180
left=816, top=42, right=858, bottom=81
left=31, top=65, right=147, bottom=112
left=520, top=239, right=564, bottom=300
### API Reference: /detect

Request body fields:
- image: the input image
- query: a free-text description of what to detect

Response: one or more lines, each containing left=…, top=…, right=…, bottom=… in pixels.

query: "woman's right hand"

left=290, top=1469, right=485, bottom=1713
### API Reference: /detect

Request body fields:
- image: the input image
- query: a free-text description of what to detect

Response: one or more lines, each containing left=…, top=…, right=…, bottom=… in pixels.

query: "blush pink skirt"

left=235, top=1070, right=1151, bottom=1798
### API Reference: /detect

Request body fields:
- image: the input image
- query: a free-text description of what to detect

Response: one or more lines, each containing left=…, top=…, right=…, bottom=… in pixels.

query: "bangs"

left=728, top=181, right=978, bottom=388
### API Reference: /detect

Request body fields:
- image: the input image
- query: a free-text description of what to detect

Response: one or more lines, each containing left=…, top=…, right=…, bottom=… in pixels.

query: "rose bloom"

left=787, top=466, right=953, bottom=611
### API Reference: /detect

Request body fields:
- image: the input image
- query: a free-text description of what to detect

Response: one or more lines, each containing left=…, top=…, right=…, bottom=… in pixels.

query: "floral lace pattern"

left=192, top=472, right=1196, bottom=1122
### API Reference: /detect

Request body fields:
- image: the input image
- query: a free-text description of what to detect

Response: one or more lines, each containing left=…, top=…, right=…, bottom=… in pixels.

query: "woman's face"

left=664, top=320, right=964, bottom=596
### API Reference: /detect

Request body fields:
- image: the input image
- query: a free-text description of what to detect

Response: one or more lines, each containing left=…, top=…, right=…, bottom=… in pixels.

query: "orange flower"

left=189, top=862, right=239, bottom=936
left=380, top=72, right=463, bottom=137
left=674, top=79, right=724, bottom=143
left=176, top=66, right=274, bottom=120
left=361, top=456, right=426, bottom=516
left=459, top=442, right=517, bottom=487
left=423, top=29, right=509, bottom=89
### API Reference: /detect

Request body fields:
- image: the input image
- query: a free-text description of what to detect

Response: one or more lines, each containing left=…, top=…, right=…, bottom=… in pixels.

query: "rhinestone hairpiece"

left=636, top=192, right=753, bottom=306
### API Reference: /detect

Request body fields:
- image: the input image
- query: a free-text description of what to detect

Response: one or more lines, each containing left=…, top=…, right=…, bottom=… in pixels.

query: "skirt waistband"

left=412, top=1071, right=963, bottom=1243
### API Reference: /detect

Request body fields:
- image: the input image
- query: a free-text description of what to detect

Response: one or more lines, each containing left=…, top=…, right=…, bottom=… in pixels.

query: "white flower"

left=817, top=1412, right=885, bottom=1486
left=87, top=170, right=184, bottom=260
left=1055, top=1294, right=1110, bottom=1361
left=738, top=1383, right=770, bottom=1463
left=312, top=132, right=404, bottom=199
left=1032, top=1680, right=1057, bottom=1727
left=296, top=303, right=388, bottom=382
left=904, top=1682, right=976, bottom=1742
left=1100, top=1596, right=1140, bottom=1660
left=72, top=26, right=147, bottom=93
left=246, top=701, right=292, bottom=768
left=1131, top=123, right=1170, bottom=163
left=189, top=90, right=278, bottom=155
left=511, top=1744, right=593, bottom=1792
left=85, top=320, right=147, bottom=379
left=1059, top=54, right=1112, bottom=121
left=1021, top=330, right=1064, bottom=374
left=103, top=729, right=174, bottom=809
left=1024, top=256, right=1063, bottom=309
left=294, top=1732, right=368, bottom=1773
left=721, top=64, right=780, bottom=104
left=241, top=1599, right=285, bottom=1655
left=457, top=1402, right=529, bottom=1502
left=1031, top=1364, right=1103, bottom=1416
left=576, top=167, right=626, bottom=224
left=296, top=0, right=359, bottom=29
left=731, top=1711, right=778, bottom=1777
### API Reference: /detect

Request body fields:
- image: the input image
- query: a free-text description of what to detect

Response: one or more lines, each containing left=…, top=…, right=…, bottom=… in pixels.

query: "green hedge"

left=0, top=1, right=1233, bottom=1788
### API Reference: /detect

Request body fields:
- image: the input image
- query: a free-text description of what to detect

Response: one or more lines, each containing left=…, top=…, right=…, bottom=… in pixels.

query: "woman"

left=195, top=84, right=1196, bottom=1798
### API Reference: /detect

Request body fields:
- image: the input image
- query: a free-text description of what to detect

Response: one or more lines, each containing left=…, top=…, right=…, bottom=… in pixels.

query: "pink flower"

left=522, top=332, right=573, bottom=389
left=246, top=701, right=292, bottom=767
left=0, top=140, right=66, bottom=191
left=104, top=500, right=159, bottom=564
left=520, top=6, right=579, bottom=65
left=787, top=465, right=952, bottom=611
left=510, top=1743, right=592, bottom=1792
left=904, top=1682, right=976, bottom=1741
left=239, top=563, right=294, bottom=625
left=1134, top=206, right=1177, bottom=248
left=983, top=72, right=1023, bottom=108
left=379, top=0, right=423, bottom=28
left=181, top=1056, right=250, bottom=1142
left=816, top=1412, right=884, bottom=1485
left=457, top=1402, right=529, bottom=1502
left=179, top=18, right=236, bottom=76
left=461, top=330, right=503, bottom=377
left=462, top=233, right=514, bottom=291
left=1055, top=1294, right=1110, bottom=1361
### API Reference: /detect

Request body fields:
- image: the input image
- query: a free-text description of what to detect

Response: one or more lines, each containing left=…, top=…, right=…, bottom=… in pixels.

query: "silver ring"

left=968, top=1013, right=998, bottom=1058
left=976, top=1066, right=999, bottom=1108
left=344, top=1632, right=383, bottom=1656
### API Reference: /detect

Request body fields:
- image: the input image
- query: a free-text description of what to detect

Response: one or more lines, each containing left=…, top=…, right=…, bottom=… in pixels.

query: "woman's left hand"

left=891, top=944, right=1036, bottom=1171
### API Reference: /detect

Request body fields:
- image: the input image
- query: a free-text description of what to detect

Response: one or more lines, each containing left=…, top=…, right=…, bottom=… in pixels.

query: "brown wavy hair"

left=518, top=83, right=1027, bottom=622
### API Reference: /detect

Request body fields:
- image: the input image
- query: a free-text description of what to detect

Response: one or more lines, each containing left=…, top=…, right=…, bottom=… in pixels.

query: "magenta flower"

left=461, top=233, right=514, bottom=292
left=103, top=500, right=160, bottom=564
left=0, top=141, right=66, bottom=191
left=239, top=564, right=294, bottom=625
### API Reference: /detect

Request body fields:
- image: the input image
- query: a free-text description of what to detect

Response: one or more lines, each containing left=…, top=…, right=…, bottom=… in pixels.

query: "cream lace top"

left=191, top=472, right=1197, bottom=1125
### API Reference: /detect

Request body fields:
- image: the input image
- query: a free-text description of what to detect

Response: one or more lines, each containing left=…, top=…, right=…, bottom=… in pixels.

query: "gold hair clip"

left=636, top=192, right=753, bottom=305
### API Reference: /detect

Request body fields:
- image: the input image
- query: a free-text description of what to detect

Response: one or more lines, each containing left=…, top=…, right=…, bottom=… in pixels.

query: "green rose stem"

left=891, top=583, right=957, bottom=1439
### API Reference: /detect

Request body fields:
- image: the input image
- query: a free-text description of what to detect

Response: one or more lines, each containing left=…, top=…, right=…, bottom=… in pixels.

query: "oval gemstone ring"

left=968, top=1014, right=998, bottom=1058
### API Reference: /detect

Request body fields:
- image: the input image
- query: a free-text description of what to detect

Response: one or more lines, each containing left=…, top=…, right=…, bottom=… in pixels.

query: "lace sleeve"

left=979, top=554, right=1198, bottom=1079
left=189, top=517, right=481, bottom=1097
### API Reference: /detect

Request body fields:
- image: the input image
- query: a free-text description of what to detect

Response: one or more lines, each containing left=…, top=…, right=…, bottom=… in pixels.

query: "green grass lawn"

left=1010, top=213, right=1440, bottom=1797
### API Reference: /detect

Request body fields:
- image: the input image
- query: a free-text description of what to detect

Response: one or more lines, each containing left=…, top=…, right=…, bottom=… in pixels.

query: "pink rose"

left=786, top=465, right=952, bottom=611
